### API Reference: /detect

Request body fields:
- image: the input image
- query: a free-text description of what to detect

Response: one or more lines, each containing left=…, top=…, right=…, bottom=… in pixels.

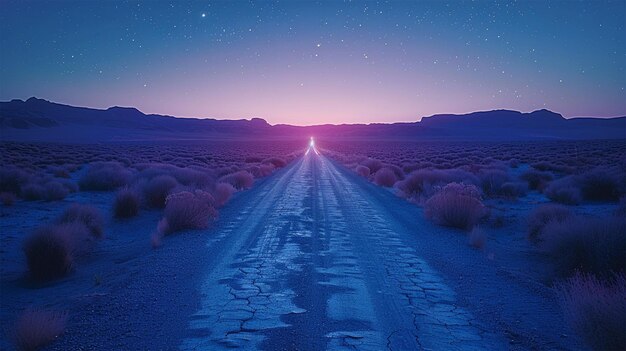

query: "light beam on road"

left=306, top=136, right=319, bottom=155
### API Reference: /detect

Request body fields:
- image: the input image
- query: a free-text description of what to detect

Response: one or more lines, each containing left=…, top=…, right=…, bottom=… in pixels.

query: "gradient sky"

left=1, top=1, right=625, bottom=125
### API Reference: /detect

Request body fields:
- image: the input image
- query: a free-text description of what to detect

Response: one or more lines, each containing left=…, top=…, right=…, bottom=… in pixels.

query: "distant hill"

left=1, top=97, right=624, bottom=142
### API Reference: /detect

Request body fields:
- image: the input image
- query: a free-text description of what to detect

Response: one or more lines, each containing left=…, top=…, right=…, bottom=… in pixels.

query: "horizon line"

left=3, top=96, right=626, bottom=127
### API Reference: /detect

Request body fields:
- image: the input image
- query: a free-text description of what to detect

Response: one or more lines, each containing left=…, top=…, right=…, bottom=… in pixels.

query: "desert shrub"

left=253, top=163, right=275, bottom=177
left=520, top=169, right=553, bottom=190
left=79, top=162, right=131, bottom=191
left=214, top=182, right=235, bottom=207
left=219, top=171, right=254, bottom=190
left=134, top=164, right=213, bottom=188
left=360, top=158, right=382, bottom=173
left=20, top=183, right=46, bottom=201
left=531, top=161, right=573, bottom=174
left=13, top=309, right=67, bottom=351
left=171, top=167, right=213, bottom=187
left=540, top=216, right=626, bottom=276
left=402, top=163, right=422, bottom=174
left=500, top=182, right=528, bottom=199
left=57, top=204, right=104, bottom=238
left=556, top=273, right=626, bottom=350
left=527, top=204, right=571, bottom=242
left=579, top=169, right=621, bottom=201
left=162, top=191, right=218, bottom=234
left=215, top=165, right=239, bottom=178
left=53, top=222, right=94, bottom=256
left=383, top=164, right=405, bottom=180
left=545, top=177, right=582, bottom=205
left=355, top=165, right=370, bottom=177
left=23, top=228, right=73, bottom=281
left=262, top=157, right=287, bottom=168
left=113, top=188, right=140, bottom=218
left=143, top=175, right=178, bottom=208
left=424, top=183, right=486, bottom=230
left=0, top=191, right=17, bottom=206
left=396, top=169, right=477, bottom=201
left=47, top=165, right=71, bottom=178
left=245, top=156, right=263, bottom=163
left=468, top=226, right=486, bottom=249
left=0, top=166, right=31, bottom=195
left=43, top=181, right=69, bottom=201
left=58, top=179, right=78, bottom=193
left=374, top=168, right=398, bottom=187
left=478, top=169, right=510, bottom=197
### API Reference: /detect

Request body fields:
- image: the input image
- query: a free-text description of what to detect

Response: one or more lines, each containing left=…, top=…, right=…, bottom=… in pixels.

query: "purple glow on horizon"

left=1, top=1, right=625, bottom=125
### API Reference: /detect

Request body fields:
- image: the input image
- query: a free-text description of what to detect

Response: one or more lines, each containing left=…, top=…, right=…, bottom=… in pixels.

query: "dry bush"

left=57, top=204, right=104, bottom=238
left=245, top=156, right=263, bottom=163
left=23, top=228, right=73, bottom=281
left=478, top=169, right=510, bottom=197
left=143, top=175, right=178, bottom=208
left=170, top=167, right=214, bottom=188
left=374, top=168, right=398, bottom=187
left=262, top=157, right=287, bottom=168
left=545, top=176, right=582, bottom=205
left=43, top=181, right=69, bottom=201
left=47, top=165, right=71, bottom=178
left=249, top=163, right=275, bottom=178
left=383, top=164, right=405, bottom=180
left=540, top=216, right=625, bottom=276
left=360, top=158, right=382, bottom=173
left=214, top=182, right=235, bottom=207
left=499, top=182, right=528, bottom=199
left=355, top=165, right=370, bottom=177
left=556, top=273, right=626, bottom=350
left=0, top=166, right=32, bottom=195
left=79, top=161, right=131, bottom=191
left=113, top=188, right=140, bottom=218
left=162, top=191, right=218, bottom=234
left=520, top=169, right=553, bottom=190
left=579, top=168, right=621, bottom=201
left=397, top=169, right=477, bottom=202
left=424, top=183, right=486, bottom=230
left=527, top=204, right=571, bottom=243
left=13, top=309, right=67, bottom=351
left=531, top=161, right=573, bottom=174
left=219, top=171, right=254, bottom=190
left=20, top=183, right=46, bottom=201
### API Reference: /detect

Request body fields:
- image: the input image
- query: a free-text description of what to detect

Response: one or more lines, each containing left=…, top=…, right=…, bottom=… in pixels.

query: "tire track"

left=180, top=152, right=509, bottom=350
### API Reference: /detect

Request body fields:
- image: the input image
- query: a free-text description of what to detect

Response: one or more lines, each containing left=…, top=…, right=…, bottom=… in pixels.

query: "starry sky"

left=1, top=1, right=625, bottom=125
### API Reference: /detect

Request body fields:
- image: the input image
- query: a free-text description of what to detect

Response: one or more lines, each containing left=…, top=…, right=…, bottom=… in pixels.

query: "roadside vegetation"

left=323, top=139, right=626, bottom=350
left=0, top=140, right=303, bottom=350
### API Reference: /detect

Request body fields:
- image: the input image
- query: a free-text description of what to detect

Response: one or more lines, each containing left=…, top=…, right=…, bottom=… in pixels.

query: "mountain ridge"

left=1, top=97, right=624, bottom=142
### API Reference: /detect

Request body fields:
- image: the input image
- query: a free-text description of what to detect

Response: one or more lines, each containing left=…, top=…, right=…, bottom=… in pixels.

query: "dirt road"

left=181, top=151, right=514, bottom=350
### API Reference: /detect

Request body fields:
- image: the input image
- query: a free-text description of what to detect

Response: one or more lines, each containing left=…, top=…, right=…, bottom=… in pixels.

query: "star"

left=201, top=13, right=206, bottom=18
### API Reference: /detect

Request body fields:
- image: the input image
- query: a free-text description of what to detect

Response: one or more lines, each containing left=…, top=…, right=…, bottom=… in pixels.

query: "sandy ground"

left=0, top=151, right=594, bottom=350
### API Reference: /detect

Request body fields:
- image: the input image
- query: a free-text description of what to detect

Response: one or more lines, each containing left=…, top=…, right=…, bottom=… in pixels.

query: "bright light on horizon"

left=306, top=136, right=318, bottom=155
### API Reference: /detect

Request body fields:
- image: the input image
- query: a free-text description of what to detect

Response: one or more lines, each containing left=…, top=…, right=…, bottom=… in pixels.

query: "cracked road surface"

left=180, top=150, right=508, bottom=350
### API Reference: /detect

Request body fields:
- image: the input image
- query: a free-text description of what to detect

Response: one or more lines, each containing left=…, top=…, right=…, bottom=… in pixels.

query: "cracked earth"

left=180, top=152, right=510, bottom=350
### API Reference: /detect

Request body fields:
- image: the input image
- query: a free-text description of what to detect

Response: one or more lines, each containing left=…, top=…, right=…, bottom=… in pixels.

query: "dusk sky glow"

left=1, top=1, right=625, bottom=125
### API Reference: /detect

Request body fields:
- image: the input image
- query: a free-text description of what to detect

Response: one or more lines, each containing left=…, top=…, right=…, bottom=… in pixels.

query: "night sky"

left=1, top=1, right=625, bottom=125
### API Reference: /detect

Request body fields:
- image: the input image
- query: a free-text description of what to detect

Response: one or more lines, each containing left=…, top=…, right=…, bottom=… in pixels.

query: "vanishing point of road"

left=180, top=149, right=507, bottom=350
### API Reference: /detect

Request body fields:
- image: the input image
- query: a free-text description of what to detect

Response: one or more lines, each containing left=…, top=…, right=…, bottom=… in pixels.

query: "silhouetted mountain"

left=0, top=97, right=624, bottom=142
left=0, top=98, right=272, bottom=141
